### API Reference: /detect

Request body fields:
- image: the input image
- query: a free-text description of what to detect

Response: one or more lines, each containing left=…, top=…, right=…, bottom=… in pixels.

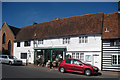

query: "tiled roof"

left=16, top=13, right=104, bottom=41
left=9, top=25, right=21, bottom=36
left=102, top=12, right=119, bottom=39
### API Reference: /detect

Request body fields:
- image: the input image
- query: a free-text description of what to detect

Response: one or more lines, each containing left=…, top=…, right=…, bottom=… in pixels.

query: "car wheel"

left=85, top=69, right=91, bottom=76
left=59, top=67, right=65, bottom=73
left=9, top=61, right=12, bottom=65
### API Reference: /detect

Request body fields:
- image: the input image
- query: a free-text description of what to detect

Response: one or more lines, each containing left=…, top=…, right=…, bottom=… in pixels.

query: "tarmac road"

left=1, top=64, right=119, bottom=79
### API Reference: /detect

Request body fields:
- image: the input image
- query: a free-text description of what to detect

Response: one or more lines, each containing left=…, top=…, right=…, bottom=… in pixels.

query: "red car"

left=58, top=58, right=99, bottom=76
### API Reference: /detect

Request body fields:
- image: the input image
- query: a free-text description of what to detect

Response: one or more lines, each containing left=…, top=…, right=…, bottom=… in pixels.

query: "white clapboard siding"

left=102, top=40, right=120, bottom=71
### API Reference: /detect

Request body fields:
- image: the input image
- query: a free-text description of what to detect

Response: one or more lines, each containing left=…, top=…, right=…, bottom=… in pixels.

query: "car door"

left=64, top=59, right=74, bottom=71
left=72, top=60, right=83, bottom=73
left=2, top=56, right=8, bottom=63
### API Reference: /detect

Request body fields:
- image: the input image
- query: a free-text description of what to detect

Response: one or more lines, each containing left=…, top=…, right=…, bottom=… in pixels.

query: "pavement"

left=26, top=63, right=120, bottom=75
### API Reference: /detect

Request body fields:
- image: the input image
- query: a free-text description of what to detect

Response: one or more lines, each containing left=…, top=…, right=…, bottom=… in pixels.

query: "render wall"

left=14, top=35, right=102, bottom=69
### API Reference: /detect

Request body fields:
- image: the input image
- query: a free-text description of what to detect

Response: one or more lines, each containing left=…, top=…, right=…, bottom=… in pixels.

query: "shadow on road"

left=64, top=71, right=102, bottom=76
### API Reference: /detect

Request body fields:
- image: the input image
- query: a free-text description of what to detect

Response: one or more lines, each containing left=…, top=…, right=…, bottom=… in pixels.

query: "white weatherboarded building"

left=13, top=12, right=119, bottom=71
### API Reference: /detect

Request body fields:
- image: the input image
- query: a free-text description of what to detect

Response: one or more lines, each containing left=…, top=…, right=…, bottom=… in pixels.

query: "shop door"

left=44, top=50, right=51, bottom=62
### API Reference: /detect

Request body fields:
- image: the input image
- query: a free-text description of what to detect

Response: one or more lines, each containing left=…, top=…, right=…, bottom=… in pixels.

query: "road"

left=1, top=64, right=119, bottom=79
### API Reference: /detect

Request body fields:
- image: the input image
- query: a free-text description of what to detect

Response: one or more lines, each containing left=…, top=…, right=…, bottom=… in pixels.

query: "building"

left=101, top=13, right=120, bottom=71
left=0, top=12, right=118, bottom=71
left=13, top=12, right=104, bottom=70
left=1, top=22, right=20, bottom=56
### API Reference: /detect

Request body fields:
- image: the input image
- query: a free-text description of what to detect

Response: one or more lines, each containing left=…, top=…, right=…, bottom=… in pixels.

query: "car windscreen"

left=8, top=56, right=16, bottom=59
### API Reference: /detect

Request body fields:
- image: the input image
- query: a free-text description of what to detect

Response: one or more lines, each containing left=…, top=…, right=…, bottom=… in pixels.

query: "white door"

left=93, top=54, right=99, bottom=67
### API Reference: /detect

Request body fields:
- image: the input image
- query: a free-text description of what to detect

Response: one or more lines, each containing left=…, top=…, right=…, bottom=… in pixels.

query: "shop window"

left=21, top=53, right=27, bottom=59
left=2, top=33, right=6, bottom=44
left=76, top=53, right=79, bottom=59
left=112, top=54, right=120, bottom=65
left=72, top=53, right=75, bottom=58
left=85, top=55, right=91, bottom=62
left=17, top=42, right=20, bottom=47
left=80, top=53, right=84, bottom=61
left=79, top=36, right=88, bottom=43
left=63, top=37, right=70, bottom=44
left=24, top=41, right=31, bottom=47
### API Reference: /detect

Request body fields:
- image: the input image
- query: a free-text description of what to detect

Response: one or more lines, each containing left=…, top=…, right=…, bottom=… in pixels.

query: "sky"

left=2, top=2, right=118, bottom=28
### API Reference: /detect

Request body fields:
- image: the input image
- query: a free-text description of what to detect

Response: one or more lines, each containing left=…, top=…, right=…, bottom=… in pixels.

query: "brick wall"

left=1, top=22, right=15, bottom=56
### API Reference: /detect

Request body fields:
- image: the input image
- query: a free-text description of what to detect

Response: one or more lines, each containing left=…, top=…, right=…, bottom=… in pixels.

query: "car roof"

left=0, top=55, right=10, bottom=56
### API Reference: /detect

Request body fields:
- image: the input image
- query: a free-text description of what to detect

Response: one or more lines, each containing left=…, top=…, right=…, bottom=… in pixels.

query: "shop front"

left=34, top=47, right=66, bottom=67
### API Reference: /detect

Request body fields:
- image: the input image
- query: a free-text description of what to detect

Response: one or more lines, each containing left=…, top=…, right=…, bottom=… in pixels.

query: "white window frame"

left=38, top=39, right=43, bottom=44
left=79, top=36, right=88, bottom=43
left=80, top=53, right=84, bottom=61
left=85, top=55, right=91, bottom=62
left=76, top=53, right=79, bottom=59
left=63, top=37, right=70, bottom=44
left=112, top=54, right=120, bottom=65
left=72, top=53, right=75, bottom=59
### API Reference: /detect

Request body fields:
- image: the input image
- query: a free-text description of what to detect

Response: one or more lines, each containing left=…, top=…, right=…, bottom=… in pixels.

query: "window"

left=79, top=36, right=88, bottom=43
left=72, top=53, right=75, bottom=58
left=38, top=40, right=43, bottom=44
left=21, top=53, right=27, bottom=59
left=2, top=56, right=7, bottom=59
left=76, top=53, right=79, bottom=59
left=72, top=60, right=82, bottom=65
left=85, top=55, right=91, bottom=62
left=79, top=37, right=82, bottom=43
left=2, top=33, right=6, bottom=44
left=110, top=39, right=120, bottom=46
left=65, top=59, right=71, bottom=64
left=63, top=37, right=70, bottom=44
left=112, top=54, right=120, bottom=65
left=24, top=41, right=31, bottom=47
left=85, top=36, right=88, bottom=43
left=80, top=53, right=84, bottom=61
left=17, top=42, right=20, bottom=47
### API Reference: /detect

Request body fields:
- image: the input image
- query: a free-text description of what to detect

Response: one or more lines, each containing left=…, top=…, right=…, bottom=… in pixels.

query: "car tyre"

left=9, top=61, right=12, bottom=65
left=59, top=67, right=65, bottom=73
left=85, top=69, right=92, bottom=76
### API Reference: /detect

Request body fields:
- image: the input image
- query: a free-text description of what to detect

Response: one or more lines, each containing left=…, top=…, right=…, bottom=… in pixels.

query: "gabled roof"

left=1, top=22, right=21, bottom=38
left=8, top=25, right=21, bottom=36
left=16, top=12, right=104, bottom=41
left=102, top=12, right=119, bottom=39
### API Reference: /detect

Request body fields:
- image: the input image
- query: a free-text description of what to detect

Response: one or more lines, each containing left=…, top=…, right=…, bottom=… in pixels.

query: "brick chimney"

left=33, top=22, right=37, bottom=27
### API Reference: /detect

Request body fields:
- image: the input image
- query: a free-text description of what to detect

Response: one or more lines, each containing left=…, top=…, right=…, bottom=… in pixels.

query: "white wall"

left=13, top=41, right=34, bottom=63
left=13, top=35, right=102, bottom=69
left=36, top=35, right=102, bottom=52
